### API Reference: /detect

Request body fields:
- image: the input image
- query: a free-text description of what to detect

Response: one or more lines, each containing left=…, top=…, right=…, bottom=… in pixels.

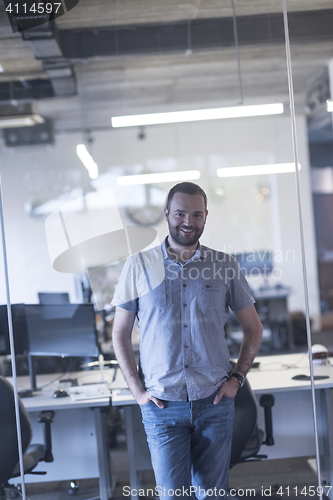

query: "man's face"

left=164, top=192, right=208, bottom=247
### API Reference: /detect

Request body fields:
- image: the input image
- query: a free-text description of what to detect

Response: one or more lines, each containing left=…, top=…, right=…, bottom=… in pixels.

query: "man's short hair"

left=165, top=182, right=207, bottom=212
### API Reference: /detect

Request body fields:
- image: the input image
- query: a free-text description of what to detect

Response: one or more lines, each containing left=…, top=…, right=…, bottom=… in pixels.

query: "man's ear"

left=204, top=209, right=208, bottom=223
left=164, top=208, right=169, bottom=221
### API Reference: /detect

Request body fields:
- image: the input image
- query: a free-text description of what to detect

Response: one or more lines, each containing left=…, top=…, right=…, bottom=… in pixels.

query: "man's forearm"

left=213, top=321, right=262, bottom=404
left=233, top=305, right=263, bottom=377
left=113, top=335, right=145, bottom=401
left=234, top=325, right=263, bottom=376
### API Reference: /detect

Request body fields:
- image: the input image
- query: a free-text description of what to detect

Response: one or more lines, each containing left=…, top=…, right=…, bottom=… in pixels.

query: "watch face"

left=231, top=373, right=245, bottom=387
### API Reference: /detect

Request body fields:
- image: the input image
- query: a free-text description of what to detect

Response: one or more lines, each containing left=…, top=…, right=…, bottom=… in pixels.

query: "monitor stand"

left=28, top=354, right=40, bottom=392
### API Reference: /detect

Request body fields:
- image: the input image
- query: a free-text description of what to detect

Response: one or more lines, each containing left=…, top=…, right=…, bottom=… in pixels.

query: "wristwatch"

left=230, top=372, right=246, bottom=388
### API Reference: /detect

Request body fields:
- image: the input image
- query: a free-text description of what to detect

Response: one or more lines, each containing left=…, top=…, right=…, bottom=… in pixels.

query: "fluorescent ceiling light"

left=216, top=163, right=301, bottom=178
left=327, top=99, right=333, bottom=112
left=0, top=114, right=45, bottom=128
left=112, top=103, right=284, bottom=128
left=76, top=144, right=99, bottom=179
left=0, top=64, right=4, bottom=73
left=117, top=170, right=201, bottom=185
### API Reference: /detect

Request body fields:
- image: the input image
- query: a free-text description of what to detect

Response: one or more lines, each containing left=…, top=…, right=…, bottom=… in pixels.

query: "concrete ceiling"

left=0, top=0, right=333, bottom=133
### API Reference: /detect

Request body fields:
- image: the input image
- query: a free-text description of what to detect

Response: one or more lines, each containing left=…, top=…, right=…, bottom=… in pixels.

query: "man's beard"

left=168, top=222, right=204, bottom=247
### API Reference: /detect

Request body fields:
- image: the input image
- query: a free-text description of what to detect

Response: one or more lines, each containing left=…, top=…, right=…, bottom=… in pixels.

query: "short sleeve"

left=227, top=261, right=255, bottom=311
left=111, top=256, right=139, bottom=312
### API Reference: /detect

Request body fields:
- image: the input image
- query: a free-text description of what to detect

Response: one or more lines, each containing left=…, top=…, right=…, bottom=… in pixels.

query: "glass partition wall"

left=286, top=2, right=333, bottom=496
left=0, top=0, right=330, bottom=498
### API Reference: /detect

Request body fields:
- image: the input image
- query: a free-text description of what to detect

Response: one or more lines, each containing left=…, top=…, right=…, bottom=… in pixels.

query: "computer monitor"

left=38, top=292, right=70, bottom=304
left=25, top=303, right=99, bottom=390
left=0, top=304, right=29, bottom=356
left=234, top=250, right=273, bottom=278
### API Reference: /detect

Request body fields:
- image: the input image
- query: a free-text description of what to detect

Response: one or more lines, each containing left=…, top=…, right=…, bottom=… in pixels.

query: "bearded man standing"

left=112, top=182, right=262, bottom=499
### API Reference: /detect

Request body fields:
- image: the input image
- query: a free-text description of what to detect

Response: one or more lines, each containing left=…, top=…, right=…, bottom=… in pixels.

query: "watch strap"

left=230, top=372, right=246, bottom=387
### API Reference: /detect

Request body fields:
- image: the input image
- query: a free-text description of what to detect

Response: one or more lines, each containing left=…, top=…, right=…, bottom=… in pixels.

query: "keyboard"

left=68, top=383, right=111, bottom=401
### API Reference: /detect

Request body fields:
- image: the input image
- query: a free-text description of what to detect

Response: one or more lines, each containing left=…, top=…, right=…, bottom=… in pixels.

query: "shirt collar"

left=161, top=236, right=205, bottom=262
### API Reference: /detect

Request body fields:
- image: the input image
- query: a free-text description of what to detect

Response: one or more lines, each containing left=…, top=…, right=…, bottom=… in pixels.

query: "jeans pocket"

left=139, top=401, right=154, bottom=407
left=218, top=395, right=235, bottom=405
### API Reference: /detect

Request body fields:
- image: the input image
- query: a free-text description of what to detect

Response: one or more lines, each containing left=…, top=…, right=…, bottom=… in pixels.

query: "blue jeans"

left=140, top=392, right=234, bottom=500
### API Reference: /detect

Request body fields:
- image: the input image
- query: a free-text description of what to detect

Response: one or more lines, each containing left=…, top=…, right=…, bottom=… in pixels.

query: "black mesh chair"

left=0, top=376, right=54, bottom=499
left=230, top=374, right=275, bottom=469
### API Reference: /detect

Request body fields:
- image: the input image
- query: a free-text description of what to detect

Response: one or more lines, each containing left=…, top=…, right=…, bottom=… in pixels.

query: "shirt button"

left=183, top=284, right=187, bottom=287
left=184, top=324, right=188, bottom=328
left=185, top=365, right=188, bottom=368
left=183, top=303, right=187, bottom=307
left=185, top=345, right=189, bottom=348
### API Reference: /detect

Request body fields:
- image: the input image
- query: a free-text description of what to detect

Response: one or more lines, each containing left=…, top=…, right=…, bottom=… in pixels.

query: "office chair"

left=230, top=374, right=275, bottom=468
left=0, top=376, right=54, bottom=499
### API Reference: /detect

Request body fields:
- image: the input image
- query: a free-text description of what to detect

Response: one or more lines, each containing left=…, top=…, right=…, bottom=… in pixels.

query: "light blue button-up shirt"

left=112, top=238, right=255, bottom=401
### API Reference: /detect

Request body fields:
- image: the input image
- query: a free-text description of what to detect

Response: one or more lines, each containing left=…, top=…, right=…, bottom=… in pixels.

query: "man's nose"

left=183, top=214, right=193, bottom=226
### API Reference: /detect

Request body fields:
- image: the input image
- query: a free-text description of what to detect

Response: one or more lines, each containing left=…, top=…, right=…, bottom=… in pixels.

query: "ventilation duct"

left=0, top=103, right=44, bottom=128
left=17, top=21, right=76, bottom=97
left=21, top=21, right=63, bottom=59
left=3, top=119, right=54, bottom=147
left=43, top=60, right=76, bottom=97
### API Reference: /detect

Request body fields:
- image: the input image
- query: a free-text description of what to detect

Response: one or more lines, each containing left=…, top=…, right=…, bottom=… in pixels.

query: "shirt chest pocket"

left=198, top=281, right=227, bottom=313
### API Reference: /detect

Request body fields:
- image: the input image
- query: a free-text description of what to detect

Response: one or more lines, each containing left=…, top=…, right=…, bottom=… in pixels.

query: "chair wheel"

left=7, top=490, right=20, bottom=499
left=67, top=489, right=78, bottom=496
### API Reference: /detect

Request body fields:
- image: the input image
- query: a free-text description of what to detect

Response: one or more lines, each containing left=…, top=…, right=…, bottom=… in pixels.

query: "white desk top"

left=10, top=353, right=333, bottom=409
left=111, top=353, right=333, bottom=406
left=248, top=352, right=333, bottom=393
left=8, top=366, right=123, bottom=411
left=21, top=390, right=110, bottom=411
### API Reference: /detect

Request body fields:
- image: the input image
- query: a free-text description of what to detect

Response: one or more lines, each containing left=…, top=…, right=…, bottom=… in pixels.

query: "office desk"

left=9, top=370, right=115, bottom=500
left=249, top=353, right=333, bottom=496
left=112, top=353, right=333, bottom=497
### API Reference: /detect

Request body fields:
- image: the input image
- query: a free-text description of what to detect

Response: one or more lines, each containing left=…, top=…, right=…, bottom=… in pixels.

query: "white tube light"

left=117, top=170, right=201, bottom=186
left=327, top=99, right=333, bottom=112
left=112, top=103, right=283, bottom=128
left=217, top=163, right=301, bottom=178
left=76, top=144, right=98, bottom=179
